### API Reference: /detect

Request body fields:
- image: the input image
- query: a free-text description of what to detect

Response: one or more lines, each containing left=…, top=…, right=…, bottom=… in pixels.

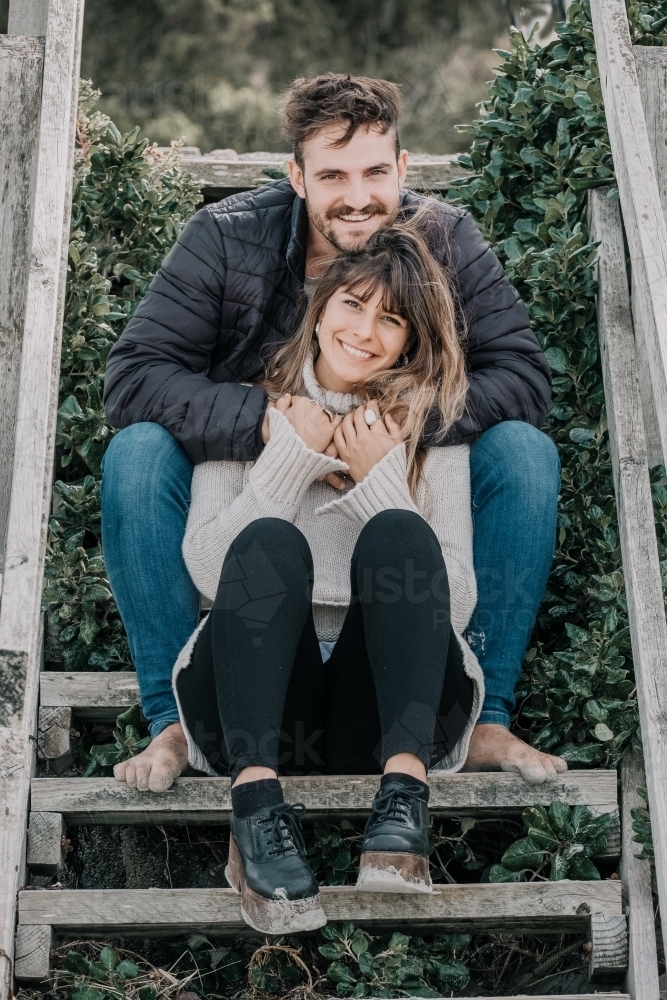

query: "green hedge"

left=448, top=0, right=667, bottom=767
left=45, top=2, right=667, bottom=770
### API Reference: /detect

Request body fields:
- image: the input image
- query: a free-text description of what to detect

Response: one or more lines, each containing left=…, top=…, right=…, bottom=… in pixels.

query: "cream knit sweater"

left=173, top=355, right=484, bottom=775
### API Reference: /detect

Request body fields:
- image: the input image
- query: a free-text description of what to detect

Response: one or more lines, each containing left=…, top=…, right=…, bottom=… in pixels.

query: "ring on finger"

left=322, top=407, right=334, bottom=421
left=364, top=408, right=378, bottom=426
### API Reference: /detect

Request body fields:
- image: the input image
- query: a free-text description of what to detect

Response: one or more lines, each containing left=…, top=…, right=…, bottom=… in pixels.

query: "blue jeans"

left=100, top=421, right=559, bottom=738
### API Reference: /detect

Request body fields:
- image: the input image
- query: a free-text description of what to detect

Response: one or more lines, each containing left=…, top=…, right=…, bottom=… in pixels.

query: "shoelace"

left=257, top=802, right=307, bottom=858
left=364, top=784, right=423, bottom=834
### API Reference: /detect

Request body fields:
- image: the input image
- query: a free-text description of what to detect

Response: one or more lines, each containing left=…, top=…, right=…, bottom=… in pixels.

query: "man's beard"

left=305, top=195, right=400, bottom=253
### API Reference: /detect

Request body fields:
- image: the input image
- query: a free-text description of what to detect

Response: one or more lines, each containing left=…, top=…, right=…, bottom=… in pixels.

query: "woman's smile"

left=337, top=337, right=375, bottom=360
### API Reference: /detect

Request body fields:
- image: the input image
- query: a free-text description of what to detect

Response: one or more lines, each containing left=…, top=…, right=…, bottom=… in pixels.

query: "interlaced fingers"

left=258, top=802, right=307, bottom=857
left=364, top=784, right=421, bottom=834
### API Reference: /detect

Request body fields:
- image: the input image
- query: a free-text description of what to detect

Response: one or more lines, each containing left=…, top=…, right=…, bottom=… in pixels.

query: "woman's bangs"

left=342, top=272, right=406, bottom=319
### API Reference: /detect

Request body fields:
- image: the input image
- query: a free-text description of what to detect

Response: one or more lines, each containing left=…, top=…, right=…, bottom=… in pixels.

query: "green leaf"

left=435, top=959, right=470, bottom=991
left=98, top=946, right=118, bottom=971
left=500, top=836, right=545, bottom=871
left=62, top=951, right=92, bottom=976
left=569, top=856, right=602, bottom=880
left=327, top=961, right=357, bottom=985
left=115, top=960, right=139, bottom=979
left=350, top=929, right=368, bottom=956
left=357, top=952, right=373, bottom=977
left=319, top=943, right=346, bottom=959
left=186, top=934, right=210, bottom=950
left=548, top=801, right=574, bottom=839
left=550, top=852, right=571, bottom=880
left=545, top=346, right=569, bottom=373
left=488, top=864, right=525, bottom=882
left=555, top=742, right=604, bottom=764
left=331, top=847, right=352, bottom=871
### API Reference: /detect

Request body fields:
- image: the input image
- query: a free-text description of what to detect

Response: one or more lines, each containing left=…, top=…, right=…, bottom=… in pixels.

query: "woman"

left=172, top=212, right=484, bottom=934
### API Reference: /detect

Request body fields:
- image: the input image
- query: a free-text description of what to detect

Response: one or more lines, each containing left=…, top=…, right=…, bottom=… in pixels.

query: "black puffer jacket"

left=104, top=179, right=550, bottom=464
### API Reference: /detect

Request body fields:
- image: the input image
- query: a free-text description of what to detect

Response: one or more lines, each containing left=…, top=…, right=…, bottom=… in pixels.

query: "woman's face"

left=314, top=285, right=410, bottom=392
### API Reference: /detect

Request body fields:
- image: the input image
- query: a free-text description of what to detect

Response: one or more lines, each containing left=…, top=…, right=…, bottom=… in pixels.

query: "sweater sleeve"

left=183, top=407, right=347, bottom=599
left=316, top=443, right=418, bottom=524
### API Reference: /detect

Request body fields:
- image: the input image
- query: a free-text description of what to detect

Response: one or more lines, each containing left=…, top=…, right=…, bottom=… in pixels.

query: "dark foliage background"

left=0, top=0, right=567, bottom=154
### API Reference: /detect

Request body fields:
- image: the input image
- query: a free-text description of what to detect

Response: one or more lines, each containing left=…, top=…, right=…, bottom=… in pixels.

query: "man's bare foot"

left=113, top=721, right=188, bottom=792
left=463, top=723, right=568, bottom=785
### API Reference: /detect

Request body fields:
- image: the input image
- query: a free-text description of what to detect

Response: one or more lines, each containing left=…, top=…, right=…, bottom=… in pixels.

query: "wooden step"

left=18, top=880, right=622, bottom=936
left=30, top=771, right=618, bottom=825
left=40, top=672, right=140, bottom=719
left=164, top=150, right=468, bottom=198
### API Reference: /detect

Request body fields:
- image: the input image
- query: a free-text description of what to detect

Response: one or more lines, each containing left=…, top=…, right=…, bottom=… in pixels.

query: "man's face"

left=288, top=125, right=409, bottom=253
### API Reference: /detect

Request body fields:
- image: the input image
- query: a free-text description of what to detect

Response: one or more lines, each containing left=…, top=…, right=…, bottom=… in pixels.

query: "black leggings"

left=177, top=511, right=474, bottom=781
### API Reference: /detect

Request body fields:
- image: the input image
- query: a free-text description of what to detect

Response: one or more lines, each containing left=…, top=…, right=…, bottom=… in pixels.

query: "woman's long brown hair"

left=261, top=205, right=468, bottom=496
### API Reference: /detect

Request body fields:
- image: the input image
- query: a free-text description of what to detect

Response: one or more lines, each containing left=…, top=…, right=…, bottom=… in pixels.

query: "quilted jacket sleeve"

left=423, top=210, right=551, bottom=446
left=103, top=207, right=268, bottom=464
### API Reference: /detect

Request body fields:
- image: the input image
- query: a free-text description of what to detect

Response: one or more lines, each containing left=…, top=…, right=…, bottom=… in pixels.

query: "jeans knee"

left=102, top=422, right=192, bottom=509
left=471, top=421, right=560, bottom=512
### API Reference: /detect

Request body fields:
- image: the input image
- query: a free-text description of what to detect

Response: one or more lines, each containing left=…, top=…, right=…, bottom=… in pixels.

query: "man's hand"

left=334, top=401, right=404, bottom=483
left=317, top=440, right=348, bottom=491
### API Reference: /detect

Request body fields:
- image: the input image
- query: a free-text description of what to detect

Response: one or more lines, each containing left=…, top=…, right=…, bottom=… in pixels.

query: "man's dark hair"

left=281, top=73, right=402, bottom=168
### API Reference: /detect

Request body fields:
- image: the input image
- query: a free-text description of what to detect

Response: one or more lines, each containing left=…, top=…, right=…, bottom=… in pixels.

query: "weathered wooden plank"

left=30, top=771, right=618, bottom=825
left=0, top=0, right=83, bottom=717
left=171, top=151, right=468, bottom=197
left=633, top=46, right=667, bottom=468
left=7, top=0, right=49, bottom=35
left=40, top=671, right=141, bottom=717
left=621, top=752, right=659, bottom=1000
left=18, top=880, right=622, bottom=936
left=0, top=3, right=84, bottom=998
left=26, top=812, right=65, bottom=875
left=36, top=706, right=71, bottom=760
left=588, top=183, right=667, bottom=991
left=13, top=925, right=52, bottom=984
left=588, top=913, right=629, bottom=982
left=0, top=36, right=43, bottom=570
left=592, top=4, right=667, bottom=469
left=634, top=48, right=667, bottom=226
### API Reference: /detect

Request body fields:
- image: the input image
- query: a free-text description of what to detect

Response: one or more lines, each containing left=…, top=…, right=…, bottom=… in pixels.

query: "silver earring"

left=402, top=352, right=409, bottom=367
left=315, top=322, right=320, bottom=335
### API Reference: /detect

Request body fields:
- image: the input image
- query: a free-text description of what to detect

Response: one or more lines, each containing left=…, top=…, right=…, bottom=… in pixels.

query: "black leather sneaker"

left=225, top=801, right=326, bottom=933
left=356, top=778, right=432, bottom=893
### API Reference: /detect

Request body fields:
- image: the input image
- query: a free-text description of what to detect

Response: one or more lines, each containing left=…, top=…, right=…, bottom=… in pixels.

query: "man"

left=103, top=73, right=565, bottom=792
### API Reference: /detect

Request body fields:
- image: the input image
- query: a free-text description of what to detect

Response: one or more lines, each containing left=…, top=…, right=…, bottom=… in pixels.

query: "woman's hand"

left=334, top=401, right=405, bottom=483
left=269, top=393, right=341, bottom=453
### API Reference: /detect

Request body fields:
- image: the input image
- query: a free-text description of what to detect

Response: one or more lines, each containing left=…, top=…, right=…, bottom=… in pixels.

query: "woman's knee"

left=228, top=518, right=313, bottom=570
left=354, top=509, right=439, bottom=559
